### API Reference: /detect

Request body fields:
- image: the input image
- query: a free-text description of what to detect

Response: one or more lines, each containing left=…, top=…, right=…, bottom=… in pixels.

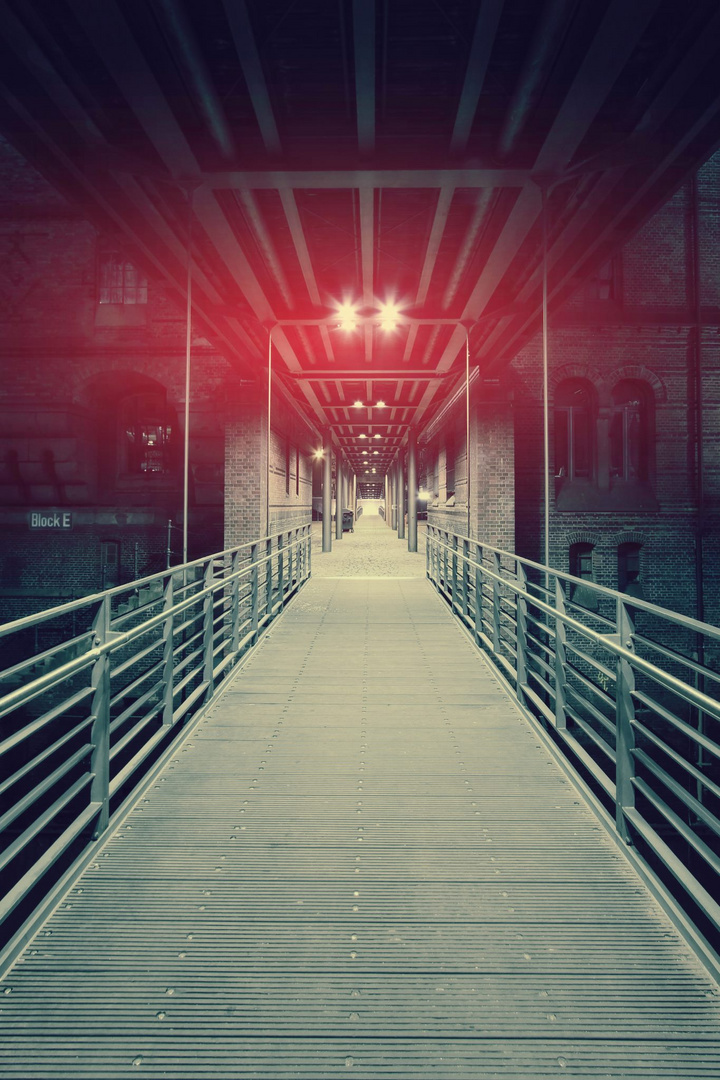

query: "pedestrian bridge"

left=1, top=516, right=719, bottom=1078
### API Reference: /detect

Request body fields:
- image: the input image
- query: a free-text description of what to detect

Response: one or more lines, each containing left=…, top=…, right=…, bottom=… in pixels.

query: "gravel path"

left=310, top=513, right=426, bottom=578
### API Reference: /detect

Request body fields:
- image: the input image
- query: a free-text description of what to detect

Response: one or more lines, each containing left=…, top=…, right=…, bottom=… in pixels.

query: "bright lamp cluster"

left=336, top=300, right=401, bottom=333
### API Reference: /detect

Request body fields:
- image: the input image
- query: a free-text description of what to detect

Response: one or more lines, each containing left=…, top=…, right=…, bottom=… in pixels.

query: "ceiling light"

left=375, top=400, right=386, bottom=408
left=337, top=300, right=358, bottom=332
left=378, top=300, right=400, bottom=332
left=372, top=450, right=378, bottom=455
left=373, top=433, right=381, bottom=439
left=362, top=450, right=368, bottom=455
left=313, top=449, right=324, bottom=459
left=353, top=400, right=364, bottom=408
left=358, top=433, right=367, bottom=439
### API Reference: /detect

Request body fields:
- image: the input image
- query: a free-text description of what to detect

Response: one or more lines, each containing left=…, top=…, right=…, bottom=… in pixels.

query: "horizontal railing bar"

left=109, top=659, right=164, bottom=711
left=110, top=635, right=163, bottom=681
left=632, top=775, right=720, bottom=878
left=564, top=706, right=617, bottom=763
left=565, top=665, right=617, bottom=725
left=631, top=691, right=720, bottom=760
left=109, top=707, right=161, bottom=763
left=633, top=722, right=720, bottom=802
left=0, top=745, right=93, bottom=836
left=564, top=679, right=616, bottom=736
left=428, top=528, right=720, bottom=640
left=633, top=752, right=720, bottom=846
left=0, top=716, right=94, bottom=798
left=623, top=807, right=720, bottom=934
left=632, top=631, right=720, bottom=685
left=0, top=685, right=93, bottom=758
left=520, top=682, right=555, bottom=725
left=109, top=680, right=164, bottom=737
left=171, top=681, right=209, bottom=725
left=172, top=664, right=204, bottom=698
left=562, top=640, right=617, bottom=682
left=556, top=729, right=616, bottom=800
left=0, top=801, right=100, bottom=924
left=0, top=631, right=95, bottom=685
left=0, top=764, right=93, bottom=876
left=108, top=728, right=170, bottom=799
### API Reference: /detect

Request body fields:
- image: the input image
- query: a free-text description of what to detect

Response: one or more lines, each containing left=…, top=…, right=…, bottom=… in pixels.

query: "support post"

left=335, top=451, right=343, bottom=540
left=390, top=466, right=397, bottom=529
left=474, top=542, right=484, bottom=645
left=516, top=562, right=529, bottom=706
left=90, top=596, right=111, bottom=838
left=322, top=433, right=332, bottom=552
left=554, top=579, right=568, bottom=730
left=162, top=575, right=175, bottom=725
left=491, top=552, right=502, bottom=655
left=202, top=559, right=215, bottom=698
left=407, top=428, right=418, bottom=552
left=397, top=454, right=405, bottom=540
left=277, top=532, right=285, bottom=610
left=250, top=541, right=260, bottom=643
left=615, top=599, right=637, bottom=842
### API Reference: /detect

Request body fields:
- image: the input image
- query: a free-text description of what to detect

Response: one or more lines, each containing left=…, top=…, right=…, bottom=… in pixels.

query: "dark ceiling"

left=2, top=0, right=720, bottom=491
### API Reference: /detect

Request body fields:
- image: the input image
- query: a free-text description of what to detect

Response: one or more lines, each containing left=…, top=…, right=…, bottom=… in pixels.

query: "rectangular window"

left=99, top=253, right=148, bottom=304
left=445, top=442, right=455, bottom=498
left=582, top=259, right=616, bottom=302
left=100, top=541, right=120, bottom=588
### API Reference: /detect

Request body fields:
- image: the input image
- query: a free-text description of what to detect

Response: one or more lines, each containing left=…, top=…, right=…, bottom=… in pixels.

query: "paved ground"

left=311, top=513, right=426, bottom=579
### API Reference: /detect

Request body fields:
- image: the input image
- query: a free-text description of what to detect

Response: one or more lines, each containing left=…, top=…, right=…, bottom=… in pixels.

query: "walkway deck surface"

left=2, top=516, right=720, bottom=1078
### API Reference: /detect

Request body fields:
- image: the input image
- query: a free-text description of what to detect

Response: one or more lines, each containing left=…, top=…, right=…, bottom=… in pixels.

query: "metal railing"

left=0, top=525, right=311, bottom=968
left=426, top=524, right=720, bottom=968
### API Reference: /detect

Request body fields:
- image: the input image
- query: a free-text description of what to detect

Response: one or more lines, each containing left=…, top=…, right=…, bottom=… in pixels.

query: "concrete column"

left=397, top=454, right=406, bottom=540
left=390, top=465, right=397, bottom=529
left=407, top=428, right=417, bottom=552
left=322, top=432, right=332, bottom=552
left=335, top=451, right=343, bottom=540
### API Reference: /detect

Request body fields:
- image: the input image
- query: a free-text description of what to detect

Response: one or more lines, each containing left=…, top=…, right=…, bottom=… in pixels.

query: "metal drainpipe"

left=690, top=173, right=706, bottom=790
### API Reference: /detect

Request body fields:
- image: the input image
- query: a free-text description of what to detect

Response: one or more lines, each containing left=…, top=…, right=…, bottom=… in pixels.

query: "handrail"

left=426, top=524, right=720, bottom=972
left=0, top=524, right=312, bottom=971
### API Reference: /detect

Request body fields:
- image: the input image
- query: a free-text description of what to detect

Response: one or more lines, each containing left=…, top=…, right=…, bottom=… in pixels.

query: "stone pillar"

left=224, top=384, right=267, bottom=549
left=322, top=432, right=332, bottom=552
left=335, top=451, right=343, bottom=540
left=407, top=429, right=417, bottom=552
left=397, top=454, right=405, bottom=540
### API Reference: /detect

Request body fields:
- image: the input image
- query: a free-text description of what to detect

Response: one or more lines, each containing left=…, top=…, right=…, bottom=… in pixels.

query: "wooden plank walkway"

left=2, top=571, right=720, bottom=1078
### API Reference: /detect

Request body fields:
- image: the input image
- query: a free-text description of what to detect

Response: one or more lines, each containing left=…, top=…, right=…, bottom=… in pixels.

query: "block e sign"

left=29, top=511, right=73, bottom=530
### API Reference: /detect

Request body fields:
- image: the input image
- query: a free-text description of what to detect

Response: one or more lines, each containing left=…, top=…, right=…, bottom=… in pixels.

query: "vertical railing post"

left=461, top=537, right=469, bottom=619
left=306, top=524, right=312, bottom=580
left=250, top=542, right=260, bottom=643
left=266, top=535, right=273, bottom=618
left=474, top=542, right=484, bottom=645
left=90, top=595, right=111, bottom=838
left=442, top=530, right=448, bottom=591
left=162, top=574, right=175, bottom=725
left=615, top=598, right=637, bottom=842
left=202, top=559, right=215, bottom=698
left=554, top=578, right=568, bottom=729
left=278, top=532, right=285, bottom=611
left=229, top=550, right=240, bottom=655
left=425, top=525, right=431, bottom=580
left=516, top=561, right=529, bottom=705
left=451, top=533, right=458, bottom=610
left=492, top=552, right=502, bottom=656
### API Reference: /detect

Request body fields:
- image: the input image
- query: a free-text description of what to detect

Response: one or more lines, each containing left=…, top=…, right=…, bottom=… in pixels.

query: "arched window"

left=555, top=380, right=595, bottom=480
left=569, top=541, right=597, bottom=610
left=610, top=380, right=649, bottom=481
left=618, top=542, right=644, bottom=598
left=118, top=392, right=174, bottom=476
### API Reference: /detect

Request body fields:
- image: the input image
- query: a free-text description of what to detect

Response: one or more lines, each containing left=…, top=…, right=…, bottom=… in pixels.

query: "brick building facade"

left=0, top=137, right=317, bottom=620
left=425, top=152, right=720, bottom=633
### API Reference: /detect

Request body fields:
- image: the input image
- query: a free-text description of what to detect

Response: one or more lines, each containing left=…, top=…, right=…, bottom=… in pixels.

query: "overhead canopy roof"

left=2, top=0, right=720, bottom=485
